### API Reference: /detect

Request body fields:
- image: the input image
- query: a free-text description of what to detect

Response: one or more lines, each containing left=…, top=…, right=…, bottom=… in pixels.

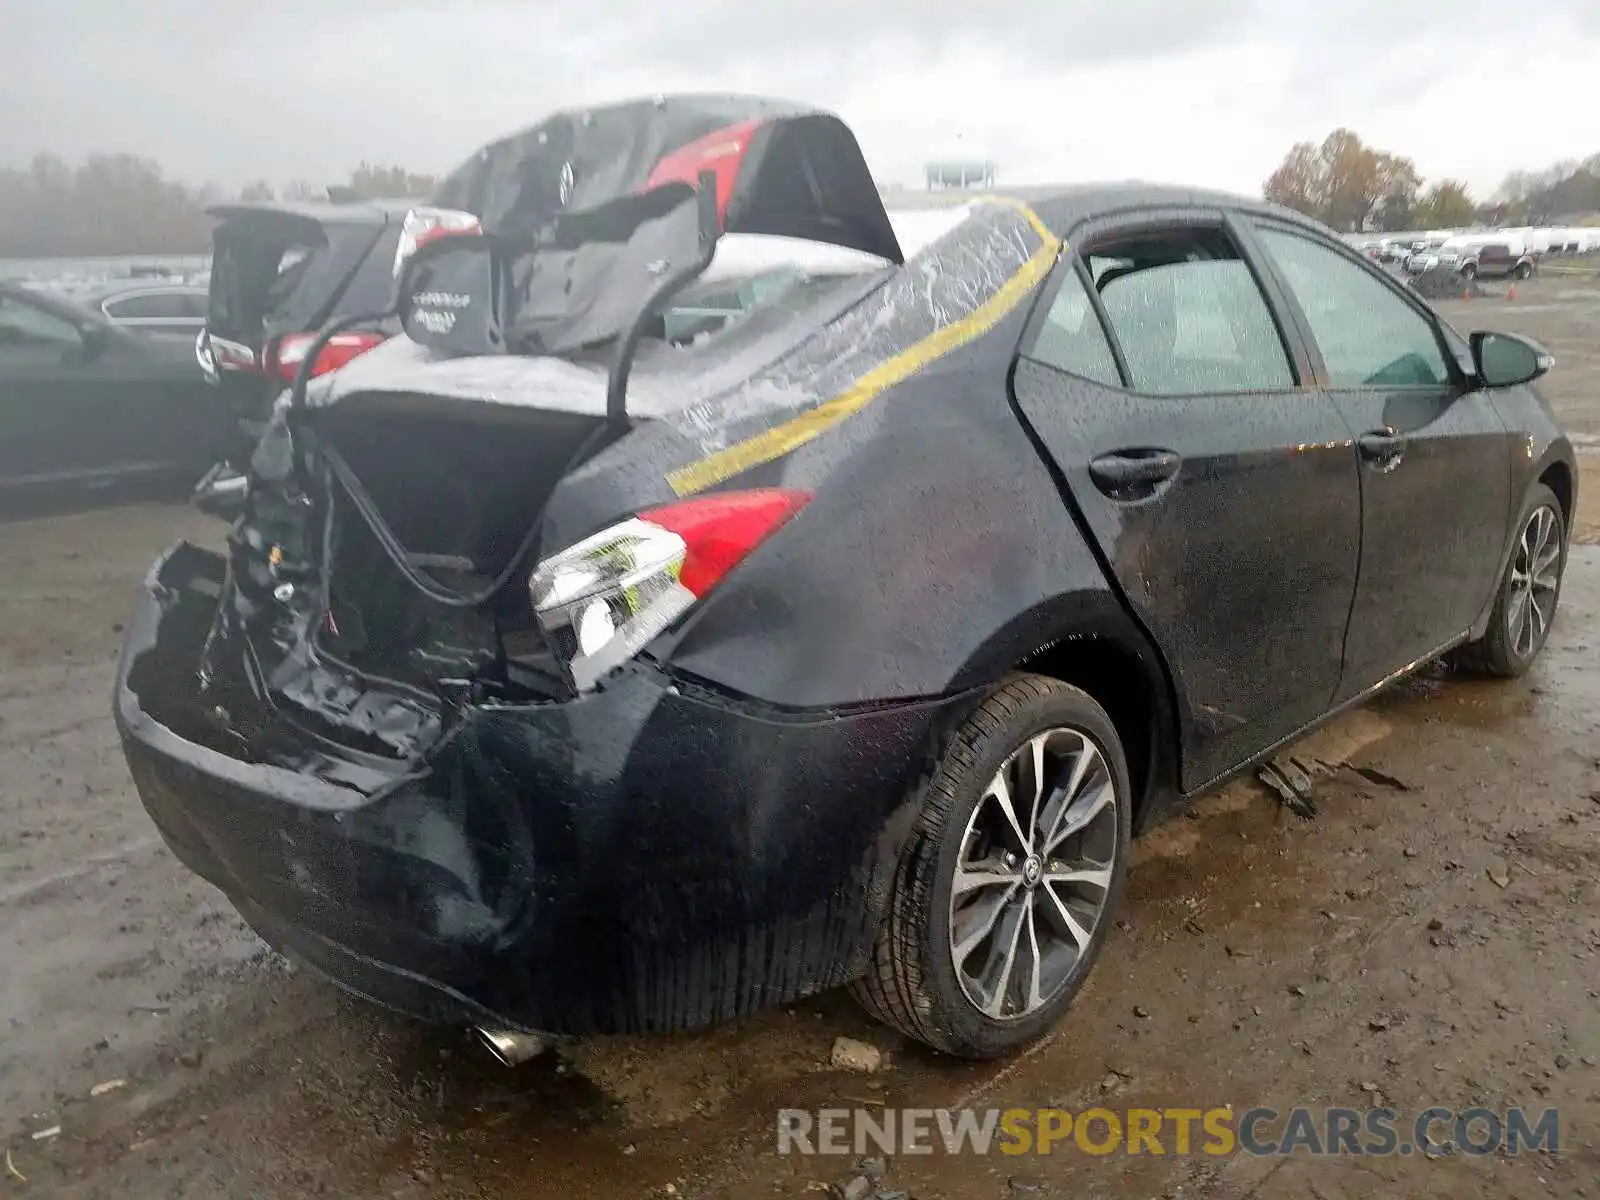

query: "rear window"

left=659, top=267, right=812, bottom=343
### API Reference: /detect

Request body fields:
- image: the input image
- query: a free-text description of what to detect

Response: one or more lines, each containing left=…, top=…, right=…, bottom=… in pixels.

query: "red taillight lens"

left=270, top=330, right=388, bottom=382
left=641, top=488, right=812, bottom=597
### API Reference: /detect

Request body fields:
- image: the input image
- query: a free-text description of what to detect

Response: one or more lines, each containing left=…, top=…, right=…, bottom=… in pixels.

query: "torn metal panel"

left=432, top=95, right=901, bottom=264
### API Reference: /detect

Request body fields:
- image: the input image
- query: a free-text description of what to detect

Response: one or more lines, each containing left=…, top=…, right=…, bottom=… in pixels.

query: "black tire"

left=1460, top=262, right=1478, bottom=280
left=1514, top=262, right=1534, bottom=280
left=849, top=674, right=1132, bottom=1059
left=1450, top=483, right=1566, bottom=677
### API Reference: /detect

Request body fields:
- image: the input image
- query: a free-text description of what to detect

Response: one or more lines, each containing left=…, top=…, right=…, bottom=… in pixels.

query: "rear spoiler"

left=203, top=200, right=393, bottom=231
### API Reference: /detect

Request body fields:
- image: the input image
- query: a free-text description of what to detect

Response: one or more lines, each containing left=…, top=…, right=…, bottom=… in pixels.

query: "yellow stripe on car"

left=665, top=203, right=1064, bottom=497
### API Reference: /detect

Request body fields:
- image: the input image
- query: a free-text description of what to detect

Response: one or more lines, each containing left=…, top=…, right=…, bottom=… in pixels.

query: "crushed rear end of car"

left=115, top=96, right=990, bottom=1036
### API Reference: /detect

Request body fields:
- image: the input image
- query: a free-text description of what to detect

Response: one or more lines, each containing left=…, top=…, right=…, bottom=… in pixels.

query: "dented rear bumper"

left=115, top=542, right=962, bottom=1034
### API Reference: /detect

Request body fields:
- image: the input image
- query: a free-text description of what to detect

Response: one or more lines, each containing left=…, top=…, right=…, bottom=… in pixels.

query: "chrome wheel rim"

left=1507, top=504, right=1561, bottom=660
left=948, top=728, right=1119, bottom=1021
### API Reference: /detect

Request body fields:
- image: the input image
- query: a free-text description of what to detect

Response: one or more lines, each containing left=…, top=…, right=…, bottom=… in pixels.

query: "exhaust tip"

left=473, top=1026, right=547, bottom=1067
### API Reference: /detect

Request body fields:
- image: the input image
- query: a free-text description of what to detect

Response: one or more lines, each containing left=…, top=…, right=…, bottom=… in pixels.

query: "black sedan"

left=114, top=96, right=1575, bottom=1062
left=0, top=282, right=226, bottom=503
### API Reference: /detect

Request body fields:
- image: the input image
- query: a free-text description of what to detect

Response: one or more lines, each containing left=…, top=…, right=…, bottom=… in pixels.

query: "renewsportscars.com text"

left=776, top=1105, right=1560, bottom=1158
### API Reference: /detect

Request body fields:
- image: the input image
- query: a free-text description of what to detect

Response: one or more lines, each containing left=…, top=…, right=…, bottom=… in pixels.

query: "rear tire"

left=1460, top=262, right=1478, bottom=280
left=1514, top=262, right=1534, bottom=280
left=1450, top=483, right=1566, bottom=677
left=849, top=674, right=1132, bottom=1059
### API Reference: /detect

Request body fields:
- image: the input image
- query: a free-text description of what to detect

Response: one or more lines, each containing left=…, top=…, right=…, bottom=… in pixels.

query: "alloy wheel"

left=1507, top=503, right=1561, bottom=660
left=948, top=728, right=1119, bottom=1021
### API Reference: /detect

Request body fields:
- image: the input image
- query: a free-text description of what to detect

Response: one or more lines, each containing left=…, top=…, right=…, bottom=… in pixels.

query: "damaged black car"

left=115, top=95, right=1577, bottom=1061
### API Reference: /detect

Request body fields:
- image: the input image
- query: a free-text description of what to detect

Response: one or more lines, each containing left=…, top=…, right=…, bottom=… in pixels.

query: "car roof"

left=84, top=282, right=208, bottom=304
left=878, top=181, right=1335, bottom=240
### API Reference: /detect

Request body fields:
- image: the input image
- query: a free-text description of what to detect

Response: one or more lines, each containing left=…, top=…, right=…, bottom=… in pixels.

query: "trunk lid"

left=433, top=97, right=903, bottom=264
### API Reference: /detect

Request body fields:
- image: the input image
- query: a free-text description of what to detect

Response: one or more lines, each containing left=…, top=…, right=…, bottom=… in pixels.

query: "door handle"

left=1088, top=449, right=1182, bottom=498
left=1357, top=429, right=1406, bottom=468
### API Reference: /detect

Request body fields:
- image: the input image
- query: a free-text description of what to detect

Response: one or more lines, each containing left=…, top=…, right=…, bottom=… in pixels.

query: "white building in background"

left=923, top=160, right=999, bottom=190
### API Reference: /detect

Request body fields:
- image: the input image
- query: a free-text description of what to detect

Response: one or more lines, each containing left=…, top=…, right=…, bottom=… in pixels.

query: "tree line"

left=0, top=156, right=441, bottom=259
left=8, top=137, right=1597, bottom=258
left=1264, top=130, right=1600, bottom=233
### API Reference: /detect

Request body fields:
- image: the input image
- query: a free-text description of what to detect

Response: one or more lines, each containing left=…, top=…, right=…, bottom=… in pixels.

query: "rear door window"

left=1081, top=228, right=1295, bottom=396
left=1025, top=265, right=1121, bottom=387
left=1252, top=225, right=1451, bottom=388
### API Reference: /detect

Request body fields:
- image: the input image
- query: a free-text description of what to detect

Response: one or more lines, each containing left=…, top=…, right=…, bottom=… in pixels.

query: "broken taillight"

left=392, top=207, right=482, bottom=279
left=269, top=330, right=388, bottom=382
left=528, top=488, right=812, bottom=690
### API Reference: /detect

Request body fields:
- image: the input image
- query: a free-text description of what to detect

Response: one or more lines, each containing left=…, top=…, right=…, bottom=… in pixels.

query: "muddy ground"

left=2, top=279, right=1597, bottom=1199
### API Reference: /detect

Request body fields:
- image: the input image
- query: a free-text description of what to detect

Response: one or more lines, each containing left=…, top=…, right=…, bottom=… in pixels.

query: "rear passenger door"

left=1011, top=211, right=1362, bottom=791
left=1243, top=220, right=1513, bottom=699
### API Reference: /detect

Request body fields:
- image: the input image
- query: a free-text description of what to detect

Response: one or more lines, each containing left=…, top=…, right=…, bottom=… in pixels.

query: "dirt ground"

left=1, top=279, right=1597, bottom=1199
left=1432, top=276, right=1600, bottom=545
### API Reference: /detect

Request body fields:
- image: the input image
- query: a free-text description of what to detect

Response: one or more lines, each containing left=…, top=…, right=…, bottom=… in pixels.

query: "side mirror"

left=1470, top=331, right=1553, bottom=389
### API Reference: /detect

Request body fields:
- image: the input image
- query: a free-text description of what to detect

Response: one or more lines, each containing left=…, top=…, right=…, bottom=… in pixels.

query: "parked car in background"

left=0, top=282, right=226, bottom=503
left=115, top=94, right=1578, bottom=1064
left=1459, top=241, right=1537, bottom=280
left=1403, top=237, right=1452, bottom=273
left=1409, top=236, right=1471, bottom=275
left=1419, top=237, right=1537, bottom=281
left=83, top=282, right=209, bottom=338
left=197, top=199, right=416, bottom=452
left=191, top=198, right=429, bottom=515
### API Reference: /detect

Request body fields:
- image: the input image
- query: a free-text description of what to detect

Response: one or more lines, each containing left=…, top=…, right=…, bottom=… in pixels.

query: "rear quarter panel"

left=658, top=329, right=1126, bottom=709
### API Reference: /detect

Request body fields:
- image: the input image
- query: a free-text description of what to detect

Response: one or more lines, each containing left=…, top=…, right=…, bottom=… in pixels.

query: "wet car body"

left=0, top=281, right=226, bottom=502
left=115, top=96, right=1577, bottom=1050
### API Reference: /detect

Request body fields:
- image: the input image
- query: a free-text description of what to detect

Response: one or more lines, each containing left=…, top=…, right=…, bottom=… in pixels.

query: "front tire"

left=850, top=675, right=1132, bottom=1059
left=1460, top=262, right=1478, bottom=279
left=1452, top=483, right=1566, bottom=677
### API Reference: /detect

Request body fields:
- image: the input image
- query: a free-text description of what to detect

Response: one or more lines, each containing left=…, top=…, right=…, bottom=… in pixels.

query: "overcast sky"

left=2, top=0, right=1596, bottom=199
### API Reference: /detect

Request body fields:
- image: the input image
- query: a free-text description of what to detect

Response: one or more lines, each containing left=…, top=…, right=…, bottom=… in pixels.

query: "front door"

left=1244, top=221, right=1513, bottom=698
left=0, top=291, right=217, bottom=492
left=1011, top=213, right=1362, bottom=790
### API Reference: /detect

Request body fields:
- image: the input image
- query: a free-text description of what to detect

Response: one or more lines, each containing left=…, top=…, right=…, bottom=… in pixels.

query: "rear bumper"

left=116, top=542, right=966, bottom=1034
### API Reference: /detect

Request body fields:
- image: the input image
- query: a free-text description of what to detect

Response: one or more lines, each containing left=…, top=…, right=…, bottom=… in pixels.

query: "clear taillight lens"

left=529, top=489, right=811, bottom=691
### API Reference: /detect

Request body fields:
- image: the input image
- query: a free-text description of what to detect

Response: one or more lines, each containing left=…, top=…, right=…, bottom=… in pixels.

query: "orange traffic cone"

left=1506, top=284, right=1517, bottom=301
